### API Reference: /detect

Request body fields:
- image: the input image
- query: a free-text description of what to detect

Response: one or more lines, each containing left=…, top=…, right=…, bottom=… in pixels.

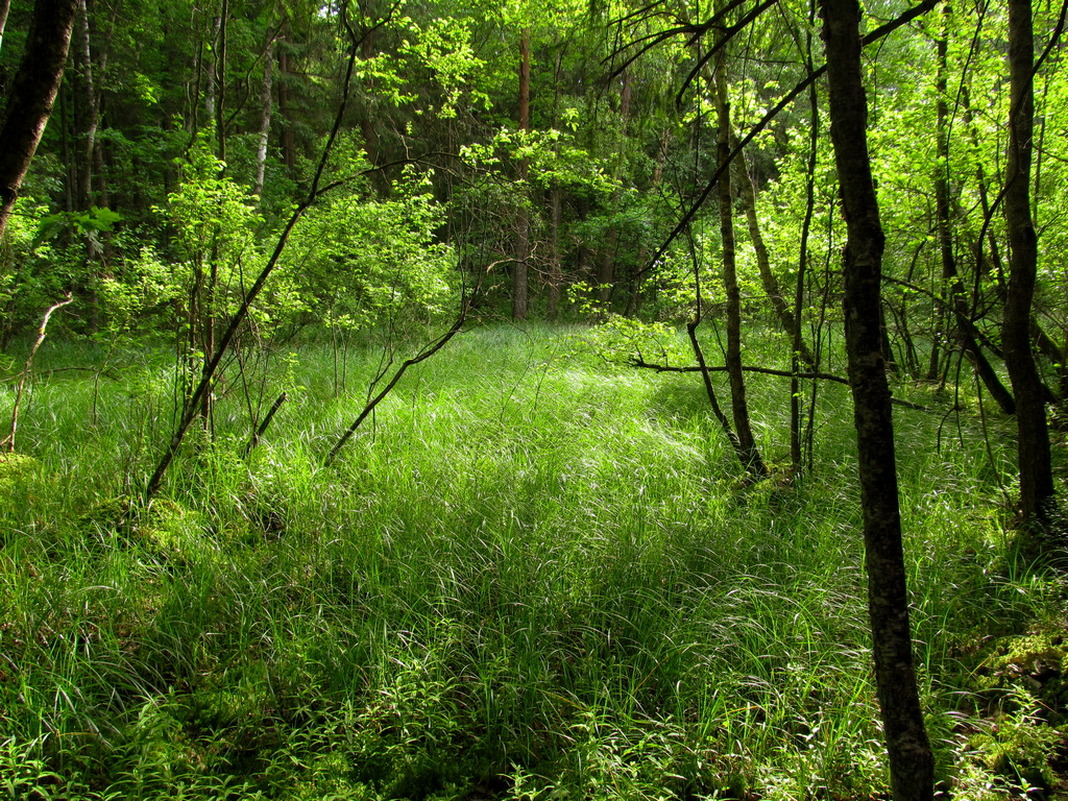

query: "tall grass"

left=0, top=323, right=1059, bottom=800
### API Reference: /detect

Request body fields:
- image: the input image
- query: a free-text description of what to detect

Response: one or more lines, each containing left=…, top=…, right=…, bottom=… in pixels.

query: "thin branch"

left=323, top=266, right=491, bottom=467
left=675, top=0, right=778, bottom=108
left=629, top=356, right=929, bottom=409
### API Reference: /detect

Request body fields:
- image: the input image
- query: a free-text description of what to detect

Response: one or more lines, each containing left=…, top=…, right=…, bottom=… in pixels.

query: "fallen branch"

left=2, top=293, right=73, bottom=452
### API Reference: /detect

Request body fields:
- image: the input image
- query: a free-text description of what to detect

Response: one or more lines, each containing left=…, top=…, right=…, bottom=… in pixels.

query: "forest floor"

left=0, top=323, right=1066, bottom=800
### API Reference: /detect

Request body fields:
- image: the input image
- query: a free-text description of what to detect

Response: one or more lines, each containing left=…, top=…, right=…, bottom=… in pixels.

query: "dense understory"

left=0, top=324, right=1065, bottom=800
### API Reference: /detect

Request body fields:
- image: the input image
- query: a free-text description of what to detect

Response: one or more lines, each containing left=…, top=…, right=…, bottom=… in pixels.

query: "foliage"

left=281, top=170, right=456, bottom=334
left=2, top=0, right=1068, bottom=795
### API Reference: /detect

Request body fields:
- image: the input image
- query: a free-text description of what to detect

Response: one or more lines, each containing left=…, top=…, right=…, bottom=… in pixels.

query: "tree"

left=819, top=2, right=934, bottom=799
left=712, top=17, right=766, bottom=479
left=513, top=25, right=530, bottom=320
left=1003, top=0, right=1056, bottom=531
left=0, top=0, right=79, bottom=241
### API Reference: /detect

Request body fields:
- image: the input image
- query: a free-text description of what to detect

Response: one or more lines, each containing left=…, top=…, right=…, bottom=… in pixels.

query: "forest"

left=0, top=0, right=1067, bottom=798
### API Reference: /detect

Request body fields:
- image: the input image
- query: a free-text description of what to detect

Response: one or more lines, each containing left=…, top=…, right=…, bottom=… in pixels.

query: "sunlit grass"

left=0, top=323, right=1059, bottom=799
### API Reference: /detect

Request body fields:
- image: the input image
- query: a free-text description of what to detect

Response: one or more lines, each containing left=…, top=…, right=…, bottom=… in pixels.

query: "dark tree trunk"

left=74, top=0, right=98, bottom=209
left=214, top=0, right=228, bottom=163
left=357, top=23, right=391, bottom=196
left=548, top=184, right=562, bottom=318
left=513, top=26, right=530, bottom=321
left=793, top=28, right=819, bottom=475
left=819, top=3, right=935, bottom=800
left=1003, top=0, right=1055, bottom=528
left=626, top=126, right=672, bottom=317
left=276, top=42, right=298, bottom=181
left=0, top=0, right=79, bottom=241
left=598, top=70, right=631, bottom=307
left=547, top=46, right=563, bottom=319
left=714, top=42, right=766, bottom=479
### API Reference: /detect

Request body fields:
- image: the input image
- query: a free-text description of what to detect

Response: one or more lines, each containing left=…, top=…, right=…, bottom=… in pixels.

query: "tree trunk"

left=734, top=135, right=814, bottom=368
left=547, top=45, right=563, bottom=319
left=254, top=36, right=274, bottom=202
left=626, top=126, right=672, bottom=317
left=215, top=0, right=228, bottom=163
left=513, top=26, right=531, bottom=321
left=714, top=37, right=766, bottom=479
left=819, top=3, right=934, bottom=800
left=598, top=70, right=631, bottom=308
left=1003, top=0, right=1055, bottom=529
left=204, top=12, right=220, bottom=129
left=74, top=0, right=98, bottom=209
left=0, top=0, right=79, bottom=241
left=548, top=183, right=562, bottom=318
left=276, top=42, right=298, bottom=181
left=792, top=46, right=819, bottom=475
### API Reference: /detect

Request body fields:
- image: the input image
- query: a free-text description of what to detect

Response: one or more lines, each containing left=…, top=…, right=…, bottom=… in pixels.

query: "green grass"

left=0, top=323, right=1063, bottom=800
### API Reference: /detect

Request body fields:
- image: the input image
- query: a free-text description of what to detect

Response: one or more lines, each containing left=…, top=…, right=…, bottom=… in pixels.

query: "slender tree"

left=735, top=136, right=814, bottom=368
left=713, top=16, right=766, bottom=478
left=1003, top=0, right=1055, bottom=530
left=819, top=2, right=934, bottom=799
left=254, top=34, right=276, bottom=202
left=0, top=0, right=11, bottom=54
left=513, top=25, right=531, bottom=320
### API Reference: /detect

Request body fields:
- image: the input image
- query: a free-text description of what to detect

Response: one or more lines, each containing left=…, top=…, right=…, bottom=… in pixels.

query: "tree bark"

left=0, top=0, right=79, bottom=241
left=548, top=183, right=562, bottom=318
left=819, top=3, right=934, bottom=800
left=0, top=0, right=11, bottom=55
left=513, top=26, right=531, bottom=321
left=547, top=45, right=563, bottom=319
left=598, top=70, right=631, bottom=307
left=793, top=26, right=821, bottom=475
left=214, top=0, right=228, bottom=163
left=74, top=0, right=99, bottom=210
left=713, top=34, right=766, bottom=478
left=1003, top=0, right=1055, bottom=528
left=276, top=41, right=298, bottom=181
left=254, top=36, right=275, bottom=202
